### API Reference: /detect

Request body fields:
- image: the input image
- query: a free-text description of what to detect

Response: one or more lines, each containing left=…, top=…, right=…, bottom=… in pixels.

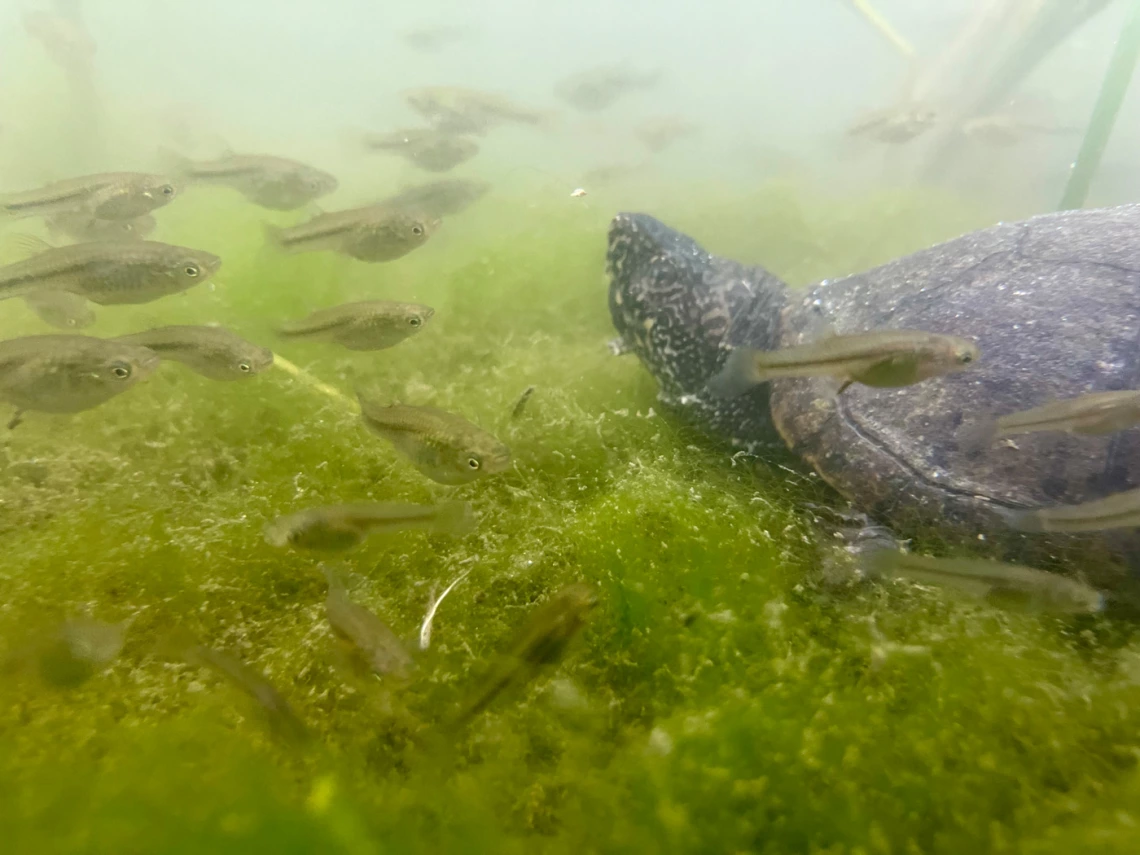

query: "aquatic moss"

left=2, top=184, right=1140, bottom=853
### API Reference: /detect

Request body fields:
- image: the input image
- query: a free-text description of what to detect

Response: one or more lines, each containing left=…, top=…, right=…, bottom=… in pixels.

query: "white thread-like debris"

left=419, top=566, right=473, bottom=650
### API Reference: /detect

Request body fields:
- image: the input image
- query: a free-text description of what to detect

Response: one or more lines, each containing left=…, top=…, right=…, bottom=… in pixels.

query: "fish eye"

left=466, top=456, right=481, bottom=470
left=408, top=317, right=422, bottom=327
left=111, top=362, right=132, bottom=379
left=412, top=224, right=424, bottom=236
left=161, top=184, right=175, bottom=196
left=184, top=263, right=200, bottom=277
left=958, top=351, right=975, bottom=364
left=238, top=361, right=252, bottom=372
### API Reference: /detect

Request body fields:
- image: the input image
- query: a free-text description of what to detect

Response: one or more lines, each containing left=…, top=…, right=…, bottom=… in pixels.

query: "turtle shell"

left=771, top=204, right=1140, bottom=572
left=606, top=208, right=1140, bottom=590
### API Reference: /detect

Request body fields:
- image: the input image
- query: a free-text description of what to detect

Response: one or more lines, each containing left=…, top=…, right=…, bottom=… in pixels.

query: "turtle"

left=605, top=205, right=1140, bottom=595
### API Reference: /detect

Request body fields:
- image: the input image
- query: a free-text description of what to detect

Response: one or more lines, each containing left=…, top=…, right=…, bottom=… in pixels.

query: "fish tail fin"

left=859, top=544, right=901, bottom=581
left=262, top=223, right=286, bottom=252
left=706, top=348, right=762, bottom=399
left=274, top=319, right=303, bottom=339
left=994, top=505, right=1045, bottom=533
left=434, top=501, right=477, bottom=536
left=156, top=146, right=195, bottom=181
left=353, top=384, right=388, bottom=411
left=318, top=561, right=348, bottom=593
left=0, top=232, right=55, bottom=264
left=530, top=110, right=561, bottom=132
left=956, top=416, right=998, bottom=456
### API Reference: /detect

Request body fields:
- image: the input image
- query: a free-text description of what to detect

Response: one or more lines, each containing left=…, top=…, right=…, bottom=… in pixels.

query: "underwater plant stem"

left=1059, top=0, right=1140, bottom=210
left=273, top=354, right=360, bottom=413
left=849, top=0, right=915, bottom=58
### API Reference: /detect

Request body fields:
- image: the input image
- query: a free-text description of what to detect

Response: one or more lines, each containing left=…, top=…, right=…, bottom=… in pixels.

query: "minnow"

left=264, top=501, right=475, bottom=551
left=867, top=549, right=1103, bottom=614
left=709, top=329, right=979, bottom=398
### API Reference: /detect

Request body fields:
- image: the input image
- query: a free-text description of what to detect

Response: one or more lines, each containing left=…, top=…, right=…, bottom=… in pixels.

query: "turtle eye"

left=412, top=224, right=424, bottom=236
left=184, top=263, right=200, bottom=277
left=111, top=362, right=132, bottom=379
left=466, top=456, right=481, bottom=470
left=238, top=361, right=252, bottom=372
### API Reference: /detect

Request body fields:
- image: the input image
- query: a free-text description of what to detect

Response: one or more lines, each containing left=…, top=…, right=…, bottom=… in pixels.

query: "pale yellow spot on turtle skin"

left=643, top=317, right=656, bottom=332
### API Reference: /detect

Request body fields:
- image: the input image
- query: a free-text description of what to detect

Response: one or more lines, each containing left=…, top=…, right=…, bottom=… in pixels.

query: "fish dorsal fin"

left=318, top=561, right=352, bottom=593
left=0, top=232, right=55, bottom=263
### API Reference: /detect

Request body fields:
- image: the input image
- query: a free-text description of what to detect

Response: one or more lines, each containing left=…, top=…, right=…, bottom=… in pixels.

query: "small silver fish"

left=46, top=210, right=157, bottom=242
left=265, top=205, right=437, bottom=262
left=402, top=24, right=471, bottom=53
left=363, top=129, right=480, bottom=173
left=277, top=301, right=433, bottom=351
left=0, top=334, right=159, bottom=424
left=867, top=549, right=1103, bottom=614
left=847, top=105, right=939, bottom=144
left=635, top=116, right=698, bottom=153
left=709, top=330, right=980, bottom=398
left=264, top=501, right=475, bottom=551
left=182, top=642, right=310, bottom=743
left=171, top=151, right=338, bottom=210
left=381, top=179, right=490, bottom=218
left=452, top=584, right=596, bottom=727
left=961, top=114, right=1081, bottom=147
left=358, top=395, right=512, bottom=485
left=23, top=290, right=95, bottom=329
left=510, top=385, right=535, bottom=420
left=555, top=65, right=660, bottom=112
left=404, top=86, right=548, bottom=135
left=0, top=237, right=221, bottom=305
left=322, top=566, right=415, bottom=679
left=996, top=390, right=1140, bottom=439
left=0, top=172, right=178, bottom=220
left=114, top=325, right=272, bottom=381
left=999, top=487, right=1140, bottom=534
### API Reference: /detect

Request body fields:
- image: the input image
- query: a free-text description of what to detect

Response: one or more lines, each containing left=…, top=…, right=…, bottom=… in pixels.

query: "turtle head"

left=606, top=212, right=791, bottom=450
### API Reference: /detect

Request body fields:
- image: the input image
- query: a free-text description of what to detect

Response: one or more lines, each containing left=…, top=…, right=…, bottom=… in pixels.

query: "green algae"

left=1, top=183, right=1140, bottom=854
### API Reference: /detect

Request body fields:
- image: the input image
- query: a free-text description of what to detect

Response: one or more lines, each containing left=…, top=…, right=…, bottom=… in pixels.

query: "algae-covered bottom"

left=2, top=185, right=1140, bottom=854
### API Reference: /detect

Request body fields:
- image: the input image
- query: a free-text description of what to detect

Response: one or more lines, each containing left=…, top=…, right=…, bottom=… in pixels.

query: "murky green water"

left=2, top=183, right=1139, bottom=854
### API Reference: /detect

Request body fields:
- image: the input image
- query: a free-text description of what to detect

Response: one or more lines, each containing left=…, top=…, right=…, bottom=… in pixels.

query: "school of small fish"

left=0, top=19, right=625, bottom=735
left=1, top=8, right=1127, bottom=744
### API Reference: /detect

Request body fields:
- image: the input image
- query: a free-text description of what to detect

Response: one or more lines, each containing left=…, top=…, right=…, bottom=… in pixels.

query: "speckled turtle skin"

left=607, top=208, right=1140, bottom=588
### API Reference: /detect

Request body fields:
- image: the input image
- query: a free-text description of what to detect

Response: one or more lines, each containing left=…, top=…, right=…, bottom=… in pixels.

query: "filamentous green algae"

left=1, top=183, right=1139, bottom=855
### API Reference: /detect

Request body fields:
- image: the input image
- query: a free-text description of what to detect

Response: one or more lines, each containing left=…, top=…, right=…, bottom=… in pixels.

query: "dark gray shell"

left=607, top=208, right=1140, bottom=588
